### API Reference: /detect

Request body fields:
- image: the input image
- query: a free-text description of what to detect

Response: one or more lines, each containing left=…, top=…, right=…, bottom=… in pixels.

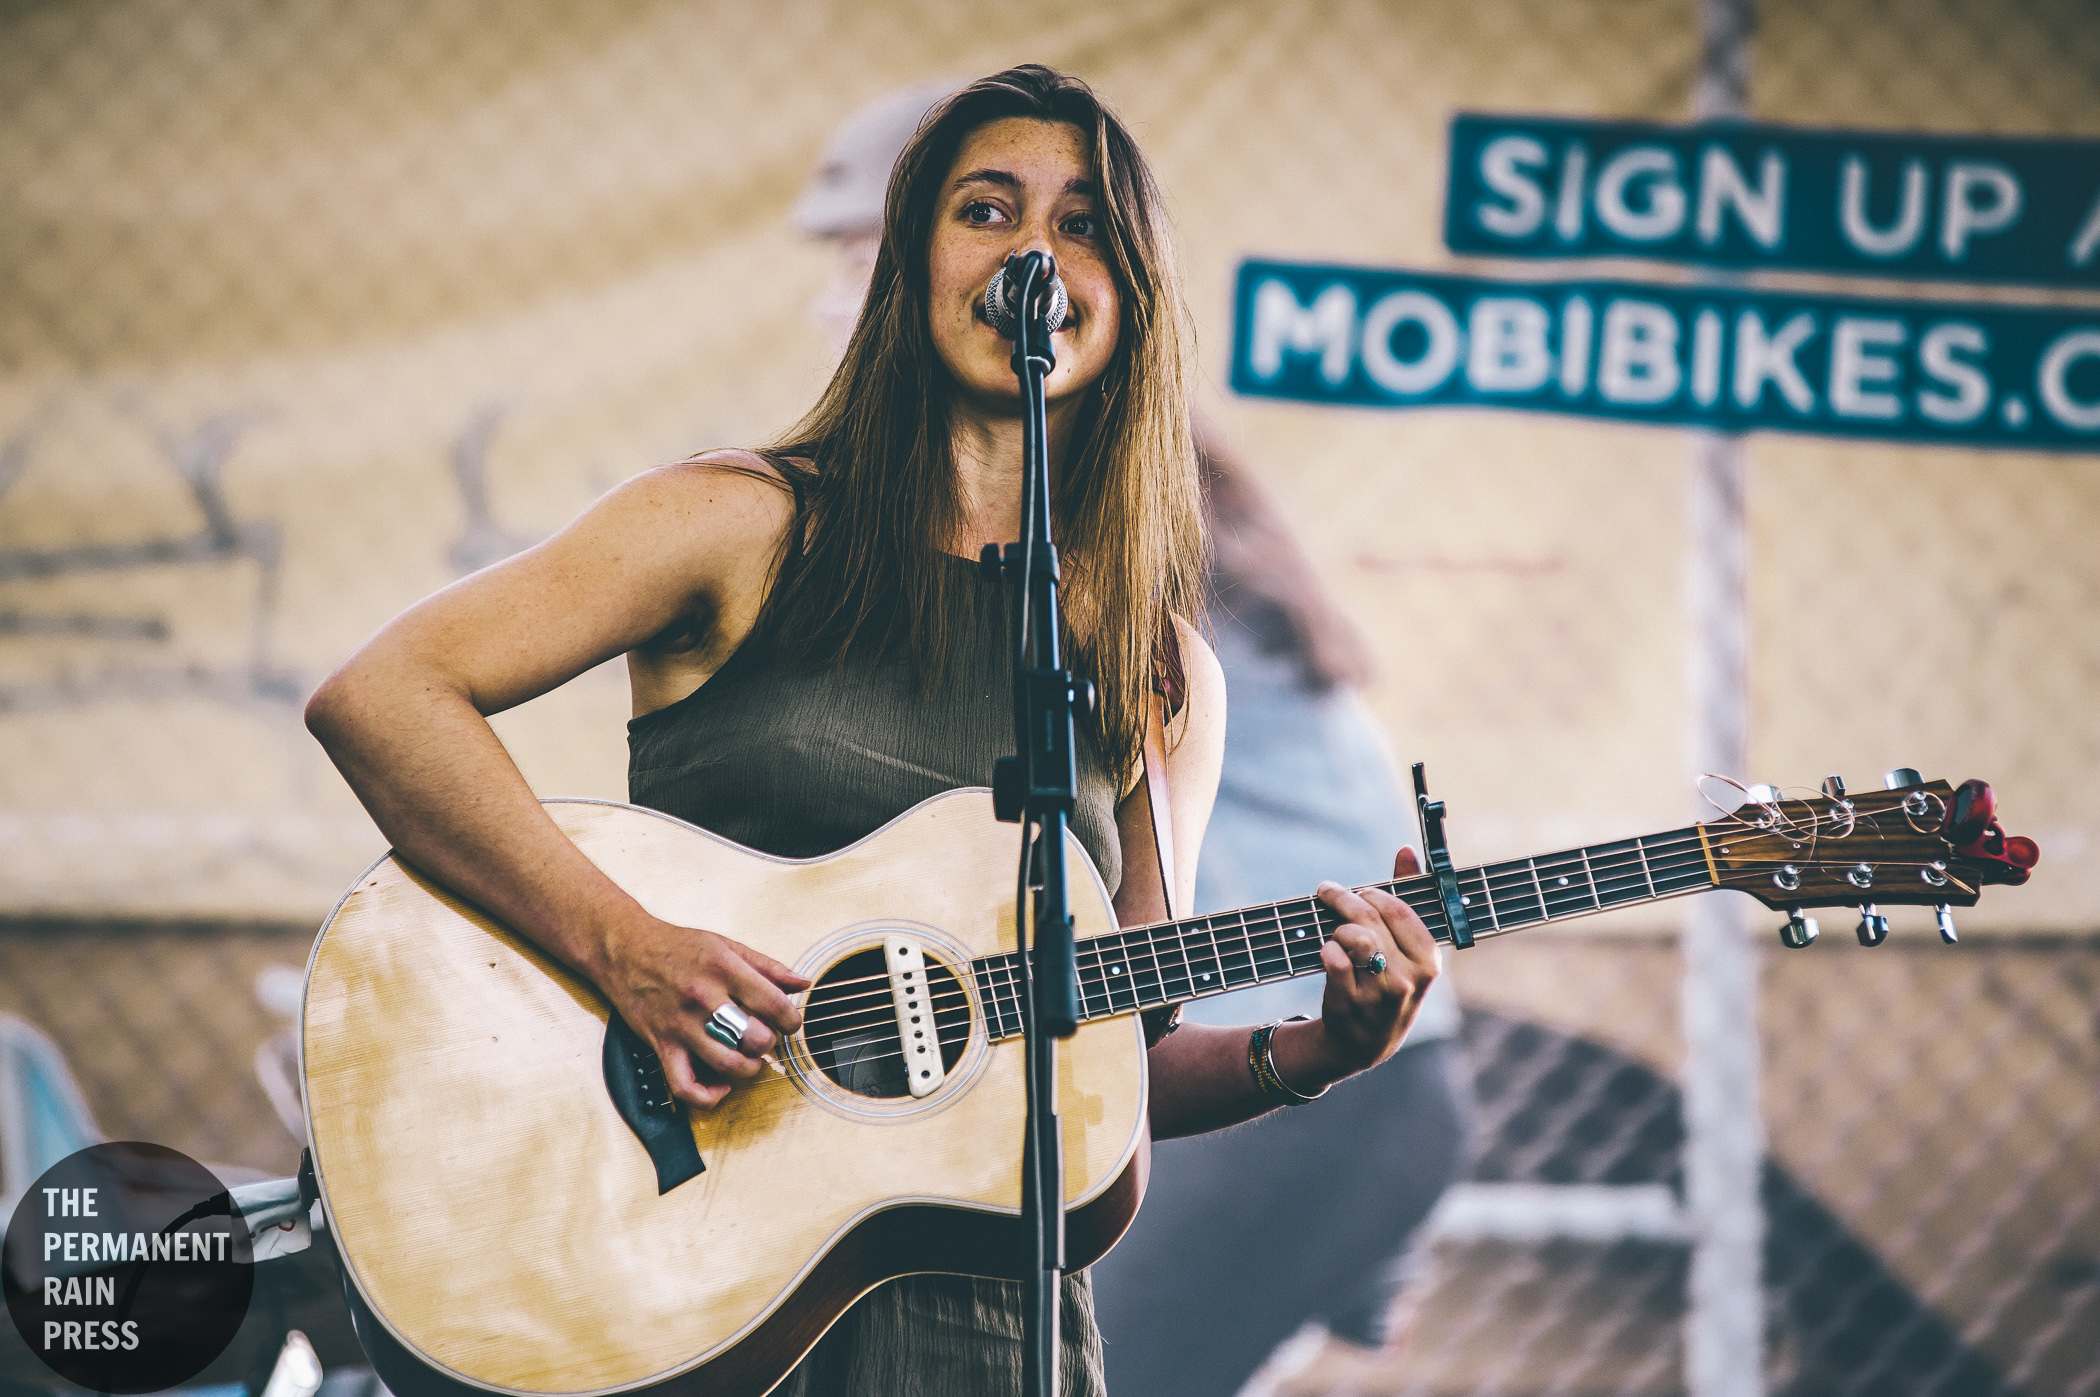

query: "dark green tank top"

left=627, top=553, right=1122, bottom=895
left=625, top=552, right=1115, bottom=1396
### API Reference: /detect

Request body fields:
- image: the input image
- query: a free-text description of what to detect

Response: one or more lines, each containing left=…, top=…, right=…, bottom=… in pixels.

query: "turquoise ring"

left=1355, top=952, right=1388, bottom=977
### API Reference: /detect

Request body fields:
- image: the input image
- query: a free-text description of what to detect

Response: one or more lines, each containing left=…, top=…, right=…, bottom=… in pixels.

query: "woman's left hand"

left=1269, top=847, right=1442, bottom=1091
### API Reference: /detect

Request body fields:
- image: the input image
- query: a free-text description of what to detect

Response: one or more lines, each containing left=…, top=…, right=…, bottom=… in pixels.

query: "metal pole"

left=1684, top=3, right=1766, bottom=1395
left=986, top=250, right=1081, bottom=1397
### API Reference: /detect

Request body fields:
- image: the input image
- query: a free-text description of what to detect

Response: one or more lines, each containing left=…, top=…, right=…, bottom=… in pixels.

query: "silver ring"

left=706, top=1001, right=752, bottom=1053
left=1355, top=953, right=1388, bottom=977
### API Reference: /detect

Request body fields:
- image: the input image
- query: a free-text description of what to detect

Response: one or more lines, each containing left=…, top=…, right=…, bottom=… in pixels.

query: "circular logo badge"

left=4, top=1142, right=255, bottom=1393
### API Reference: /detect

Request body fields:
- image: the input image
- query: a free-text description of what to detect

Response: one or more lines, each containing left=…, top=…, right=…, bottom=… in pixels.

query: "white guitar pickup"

left=883, top=935, right=946, bottom=1098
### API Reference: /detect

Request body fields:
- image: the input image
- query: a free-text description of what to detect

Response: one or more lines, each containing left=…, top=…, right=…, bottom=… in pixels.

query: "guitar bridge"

left=884, top=935, right=947, bottom=1098
left=602, top=1011, right=705, bottom=1193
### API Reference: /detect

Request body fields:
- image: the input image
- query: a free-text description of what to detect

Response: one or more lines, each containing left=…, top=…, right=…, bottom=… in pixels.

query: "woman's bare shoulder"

left=1167, top=614, right=1226, bottom=758
left=464, top=449, right=799, bottom=650
left=570, top=451, right=793, bottom=584
left=616, top=450, right=797, bottom=534
left=1115, top=614, right=1225, bottom=801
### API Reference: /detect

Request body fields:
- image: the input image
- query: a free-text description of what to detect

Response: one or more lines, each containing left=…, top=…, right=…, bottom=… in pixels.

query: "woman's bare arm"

left=1114, top=625, right=1440, bottom=1139
left=305, top=458, right=807, bottom=1108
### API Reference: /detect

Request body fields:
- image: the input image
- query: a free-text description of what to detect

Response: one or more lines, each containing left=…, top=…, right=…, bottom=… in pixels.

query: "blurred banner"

left=0, top=0, right=2092, bottom=930
left=0, top=3, right=2095, bottom=1395
left=1444, top=115, right=2100, bottom=288
left=1234, top=260, right=2100, bottom=447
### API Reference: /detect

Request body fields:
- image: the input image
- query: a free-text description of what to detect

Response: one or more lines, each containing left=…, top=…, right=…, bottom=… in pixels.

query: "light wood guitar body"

left=303, top=770, right=2034, bottom=1397
left=302, top=790, right=1147, bottom=1397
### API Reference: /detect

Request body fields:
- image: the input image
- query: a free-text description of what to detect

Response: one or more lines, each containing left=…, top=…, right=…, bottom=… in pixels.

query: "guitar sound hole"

left=803, top=948, right=970, bottom=1098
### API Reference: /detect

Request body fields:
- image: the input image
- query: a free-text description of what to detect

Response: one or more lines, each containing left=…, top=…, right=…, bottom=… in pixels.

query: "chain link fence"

left=1, top=1, right=2095, bottom=1394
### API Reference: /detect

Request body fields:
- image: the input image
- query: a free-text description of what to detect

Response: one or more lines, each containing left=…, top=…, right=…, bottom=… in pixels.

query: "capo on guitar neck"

left=1412, top=763, right=1475, bottom=950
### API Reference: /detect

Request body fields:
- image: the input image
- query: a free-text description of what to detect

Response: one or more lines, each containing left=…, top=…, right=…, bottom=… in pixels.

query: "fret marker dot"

left=1294, top=929, right=1305, bottom=938
left=1556, top=876, right=1570, bottom=886
left=1200, top=973, right=1212, bottom=982
left=1460, top=895, right=1471, bottom=906
left=1111, top=965, right=1122, bottom=975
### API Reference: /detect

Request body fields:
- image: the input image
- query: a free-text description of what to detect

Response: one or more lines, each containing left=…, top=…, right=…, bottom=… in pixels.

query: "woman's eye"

left=1062, top=212, right=1100, bottom=238
left=962, top=200, right=1004, bottom=225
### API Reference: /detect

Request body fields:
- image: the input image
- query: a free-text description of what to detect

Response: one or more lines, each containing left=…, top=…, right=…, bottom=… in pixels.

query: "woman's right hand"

left=597, top=914, right=811, bottom=1109
left=305, top=459, right=813, bottom=1109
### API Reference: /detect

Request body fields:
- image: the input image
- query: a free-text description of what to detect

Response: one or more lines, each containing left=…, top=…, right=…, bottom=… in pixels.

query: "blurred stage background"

left=0, top=1, right=2095, bottom=1394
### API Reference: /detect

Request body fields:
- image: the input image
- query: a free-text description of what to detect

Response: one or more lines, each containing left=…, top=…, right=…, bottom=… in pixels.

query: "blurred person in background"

left=793, top=79, right=966, bottom=345
left=1090, top=431, right=1472, bottom=1396
left=800, top=84, right=1473, bottom=1397
left=308, top=66, right=1439, bottom=1397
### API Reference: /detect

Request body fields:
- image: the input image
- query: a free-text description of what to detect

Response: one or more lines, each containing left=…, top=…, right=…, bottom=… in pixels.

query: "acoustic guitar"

left=300, top=773, right=2034, bottom=1397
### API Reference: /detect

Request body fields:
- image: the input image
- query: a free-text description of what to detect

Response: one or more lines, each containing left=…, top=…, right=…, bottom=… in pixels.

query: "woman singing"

left=305, top=64, right=1440, bottom=1395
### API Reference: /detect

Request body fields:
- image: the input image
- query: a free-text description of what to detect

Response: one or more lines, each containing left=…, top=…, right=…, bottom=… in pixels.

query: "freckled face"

left=925, top=117, right=1122, bottom=410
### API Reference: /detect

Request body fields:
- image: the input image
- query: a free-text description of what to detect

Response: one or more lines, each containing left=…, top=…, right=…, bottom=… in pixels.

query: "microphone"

left=983, top=253, right=1069, bottom=340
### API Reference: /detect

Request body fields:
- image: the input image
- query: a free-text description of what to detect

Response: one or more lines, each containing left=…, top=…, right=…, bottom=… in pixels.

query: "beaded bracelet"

left=1247, top=1016, right=1329, bottom=1107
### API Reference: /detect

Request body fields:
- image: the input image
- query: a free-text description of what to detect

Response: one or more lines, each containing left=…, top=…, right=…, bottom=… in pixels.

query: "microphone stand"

left=978, top=250, right=1088, bottom=1397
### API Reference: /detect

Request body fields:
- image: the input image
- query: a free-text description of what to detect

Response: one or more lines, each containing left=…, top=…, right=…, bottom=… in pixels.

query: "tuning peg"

left=1747, top=783, right=1782, bottom=805
left=1778, top=907, right=1819, bottom=948
left=1934, top=904, right=1958, bottom=944
left=1822, top=774, right=1847, bottom=799
left=1884, top=767, right=1923, bottom=790
left=1855, top=904, right=1890, bottom=946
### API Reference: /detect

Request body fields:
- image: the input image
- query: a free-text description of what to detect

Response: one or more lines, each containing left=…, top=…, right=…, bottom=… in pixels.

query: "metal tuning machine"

left=1779, top=906, right=1819, bottom=948
left=1725, top=767, right=2033, bottom=953
left=1412, top=762, right=1474, bottom=949
left=1856, top=905, right=1890, bottom=946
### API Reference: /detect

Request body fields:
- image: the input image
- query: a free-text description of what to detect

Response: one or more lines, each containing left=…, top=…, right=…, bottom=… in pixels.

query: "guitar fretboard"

left=971, top=826, right=1714, bottom=1041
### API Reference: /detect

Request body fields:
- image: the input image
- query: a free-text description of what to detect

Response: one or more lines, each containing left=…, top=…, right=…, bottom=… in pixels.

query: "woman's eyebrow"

left=949, top=169, right=1099, bottom=197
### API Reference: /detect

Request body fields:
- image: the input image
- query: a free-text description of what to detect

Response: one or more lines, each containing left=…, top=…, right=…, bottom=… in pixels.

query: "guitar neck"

left=971, top=825, right=1715, bottom=1039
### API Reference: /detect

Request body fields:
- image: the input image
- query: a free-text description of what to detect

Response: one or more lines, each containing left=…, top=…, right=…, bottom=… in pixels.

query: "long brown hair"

left=760, top=64, right=1204, bottom=777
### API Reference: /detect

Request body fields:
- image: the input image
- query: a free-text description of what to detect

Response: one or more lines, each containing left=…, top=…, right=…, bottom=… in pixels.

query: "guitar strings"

left=788, top=794, right=1931, bottom=1018
left=773, top=802, right=1928, bottom=1039
left=691, top=801, right=1944, bottom=1095
left=1040, top=812, right=1862, bottom=1018
left=788, top=839, right=1856, bottom=1031
left=778, top=808, right=1900, bottom=1031
left=1077, top=839, right=1716, bottom=1010
left=785, top=839, right=1723, bottom=1043
left=778, top=831, right=1713, bottom=1010
left=795, top=794, right=1911, bottom=1012
left=1072, top=799, right=1933, bottom=1015
left=745, top=846, right=1900, bottom=1086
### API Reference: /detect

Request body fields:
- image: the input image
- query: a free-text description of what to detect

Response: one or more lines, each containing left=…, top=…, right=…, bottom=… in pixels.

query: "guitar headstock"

left=1700, top=770, right=2037, bottom=947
